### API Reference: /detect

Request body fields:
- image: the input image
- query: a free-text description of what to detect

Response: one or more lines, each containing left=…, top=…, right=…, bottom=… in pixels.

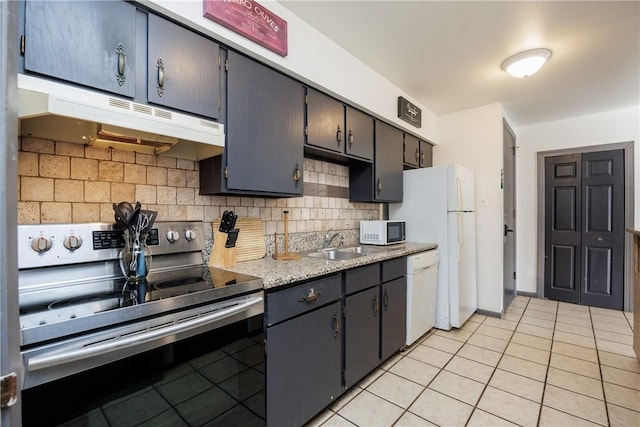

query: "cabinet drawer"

left=382, top=257, right=407, bottom=282
left=345, top=263, right=380, bottom=295
left=267, top=274, right=342, bottom=325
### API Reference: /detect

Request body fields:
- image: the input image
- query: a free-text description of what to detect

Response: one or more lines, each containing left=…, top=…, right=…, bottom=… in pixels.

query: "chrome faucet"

left=323, top=228, right=344, bottom=248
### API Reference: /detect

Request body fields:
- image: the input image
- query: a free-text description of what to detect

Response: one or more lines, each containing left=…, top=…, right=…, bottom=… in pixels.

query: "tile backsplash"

left=17, top=137, right=381, bottom=253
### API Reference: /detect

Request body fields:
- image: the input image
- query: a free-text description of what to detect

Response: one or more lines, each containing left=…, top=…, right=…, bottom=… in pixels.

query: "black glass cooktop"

left=20, top=267, right=263, bottom=333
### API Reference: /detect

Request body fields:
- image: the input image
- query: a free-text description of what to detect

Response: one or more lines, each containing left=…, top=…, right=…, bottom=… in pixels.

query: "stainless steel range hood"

left=18, top=74, right=225, bottom=160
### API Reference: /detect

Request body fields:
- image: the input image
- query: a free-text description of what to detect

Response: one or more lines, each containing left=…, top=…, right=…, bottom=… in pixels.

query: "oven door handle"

left=28, top=295, right=263, bottom=372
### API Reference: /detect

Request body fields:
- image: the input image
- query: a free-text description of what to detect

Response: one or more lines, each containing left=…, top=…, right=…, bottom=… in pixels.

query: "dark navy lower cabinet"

left=381, top=277, right=408, bottom=361
left=265, top=259, right=407, bottom=426
left=344, top=286, right=380, bottom=389
left=265, top=274, right=342, bottom=427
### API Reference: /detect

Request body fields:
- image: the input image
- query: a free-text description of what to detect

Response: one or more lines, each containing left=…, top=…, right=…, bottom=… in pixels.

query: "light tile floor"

left=306, top=296, right=640, bottom=427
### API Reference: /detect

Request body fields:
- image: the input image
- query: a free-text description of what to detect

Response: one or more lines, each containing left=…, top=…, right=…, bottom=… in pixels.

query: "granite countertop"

left=221, top=242, right=437, bottom=290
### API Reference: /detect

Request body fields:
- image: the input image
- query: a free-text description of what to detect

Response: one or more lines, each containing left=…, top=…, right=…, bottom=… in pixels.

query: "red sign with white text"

left=203, top=0, right=288, bottom=57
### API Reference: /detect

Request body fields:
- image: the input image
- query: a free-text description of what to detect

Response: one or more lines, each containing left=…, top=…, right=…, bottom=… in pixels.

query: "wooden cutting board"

left=210, top=217, right=266, bottom=265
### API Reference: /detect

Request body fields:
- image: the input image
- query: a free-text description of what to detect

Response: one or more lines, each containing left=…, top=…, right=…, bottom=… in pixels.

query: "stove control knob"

left=166, top=229, right=180, bottom=243
left=185, top=229, right=198, bottom=241
left=31, top=236, right=53, bottom=253
left=63, top=234, right=83, bottom=251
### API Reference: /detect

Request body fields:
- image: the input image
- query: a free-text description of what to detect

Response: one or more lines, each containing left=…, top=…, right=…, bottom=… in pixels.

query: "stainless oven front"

left=18, top=222, right=267, bottom=426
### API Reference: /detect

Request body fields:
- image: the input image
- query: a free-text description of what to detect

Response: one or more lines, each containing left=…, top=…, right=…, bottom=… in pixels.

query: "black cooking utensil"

left=113, top=202, right=134, bottom=227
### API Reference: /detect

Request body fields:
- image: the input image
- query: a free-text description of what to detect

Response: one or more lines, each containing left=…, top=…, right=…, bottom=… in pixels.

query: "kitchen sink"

left=306, top=250, right=366, bottom=261
left=306, top=244, right=403, bottom=261
left=336, top=246, right=388, bottom=254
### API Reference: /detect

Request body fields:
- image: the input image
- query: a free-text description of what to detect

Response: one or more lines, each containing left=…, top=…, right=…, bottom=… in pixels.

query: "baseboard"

left=475, top=308, right=502, bottom=318
left=516, top=291, right=538, bottom=298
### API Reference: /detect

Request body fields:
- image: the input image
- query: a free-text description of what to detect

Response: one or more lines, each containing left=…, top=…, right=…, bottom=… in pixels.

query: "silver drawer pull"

left=298, top=288, right=320, bottom=303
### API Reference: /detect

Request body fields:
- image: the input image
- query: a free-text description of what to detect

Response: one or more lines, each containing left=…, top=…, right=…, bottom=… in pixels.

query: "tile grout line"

left=318, top=300, right=636, bottom=427
left=591, top=305, right=612, bottom=427
left=534, top=298, right=557, bottom=427
left=541, top=303, right=616, bottom=427
left=459, top=307, right=527, bottom=427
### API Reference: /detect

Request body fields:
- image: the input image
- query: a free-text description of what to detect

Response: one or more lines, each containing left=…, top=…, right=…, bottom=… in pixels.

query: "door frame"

left=536, top=142, right=635, bottom=310
left=503, top=119, right=517, bottom=311
left=1, top=0, right=22, bottom=424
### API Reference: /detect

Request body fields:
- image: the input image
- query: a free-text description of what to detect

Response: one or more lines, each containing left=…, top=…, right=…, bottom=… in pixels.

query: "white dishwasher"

left=406, top=249, right=439, bottom=346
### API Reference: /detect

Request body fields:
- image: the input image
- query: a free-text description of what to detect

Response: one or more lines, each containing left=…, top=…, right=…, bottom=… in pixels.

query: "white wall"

left=515, top=106, right=639, bottom=294
left=145, top=0, right=438, bottom=142
left=436, top=103, right=505, bottom=314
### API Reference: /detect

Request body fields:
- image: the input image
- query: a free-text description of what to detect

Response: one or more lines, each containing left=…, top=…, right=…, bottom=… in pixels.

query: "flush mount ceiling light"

left=501, top=48, right=552, bottom=78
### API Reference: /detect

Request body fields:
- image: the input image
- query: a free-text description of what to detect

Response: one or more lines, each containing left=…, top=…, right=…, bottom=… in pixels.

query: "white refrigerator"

left=390, top=164, right=477, bottom=330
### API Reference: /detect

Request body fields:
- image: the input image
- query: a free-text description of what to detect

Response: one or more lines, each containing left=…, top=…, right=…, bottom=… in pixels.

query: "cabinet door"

left=226, top=51, right=304, bottom=196
left=306, top=88, right=345, bottom=153
left=147, top=14, right=220, bottom=119
left=375, top=122, right=404, bottom=202
left=267, top=301, right=342, bottom=427
left=345, top=287, right=380, bottom=388
left=381, top=277, right=407, bottom=361
left=346, top=106, right=374, bottom=161
left=24, top=0, right=136, bottom=97
left=403, top=134, right=420, bottom=168
left=420, top=141, right=433, bottom=168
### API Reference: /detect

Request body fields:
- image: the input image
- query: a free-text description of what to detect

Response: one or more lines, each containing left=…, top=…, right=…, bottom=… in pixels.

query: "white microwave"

left=360, top=220, right=406, bottom=245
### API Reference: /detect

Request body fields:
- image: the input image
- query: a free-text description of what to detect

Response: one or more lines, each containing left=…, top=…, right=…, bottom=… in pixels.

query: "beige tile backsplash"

left=18, top=137, right=380, bottom=240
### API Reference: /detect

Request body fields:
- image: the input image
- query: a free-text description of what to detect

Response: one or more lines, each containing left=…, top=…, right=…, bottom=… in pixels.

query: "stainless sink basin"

left=337, top=246, right=388, bottom=254
left=306, top=244, right=400, bottom=261
left=306, top=250, right=366, bottom=261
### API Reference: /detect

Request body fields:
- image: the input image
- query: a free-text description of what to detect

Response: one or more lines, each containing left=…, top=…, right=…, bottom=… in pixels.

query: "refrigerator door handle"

left=456, top=177, right=462, bottom=210
left=457, top=212, right=465, bottom=264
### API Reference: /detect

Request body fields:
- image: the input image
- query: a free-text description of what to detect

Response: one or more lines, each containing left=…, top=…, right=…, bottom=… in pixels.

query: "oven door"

left=21, top=293, right=266, bottom=426
left=22, top=292, right=263, bottom=389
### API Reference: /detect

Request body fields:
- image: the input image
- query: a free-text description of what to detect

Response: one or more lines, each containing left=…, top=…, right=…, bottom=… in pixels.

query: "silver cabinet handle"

left=332, top=311, right=340, bottom=337
left=336, top=126, right=342, bottom=146
left=156, top=58, right=165, bottom=96
left=116, top=44, right=126, bottom=86
left=298, top=288, right=320, bottom=303
left=348, top=130, right=354, bottom=148
left=292, top=163, right=301, bottom=188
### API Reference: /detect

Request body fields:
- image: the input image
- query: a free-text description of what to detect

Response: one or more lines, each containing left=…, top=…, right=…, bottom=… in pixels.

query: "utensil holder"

left=119, top=230, right=152, bottom=282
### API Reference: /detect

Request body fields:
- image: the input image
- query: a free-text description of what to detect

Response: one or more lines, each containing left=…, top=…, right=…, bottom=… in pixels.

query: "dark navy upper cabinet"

left=213, top=50, right=303, bottom=196
left=305, top=88, right=374, bottom=162
left=305, top=88, right=345, bottom=153
left=23, top=0, right=136, bottom=97
left=420, top=140, right=434, bottom=168
left=345, top=106, right=374, bottom=161
left=404, top=134, right=434, bottom=169
left=403, top=134, right=421, bottom=168
left=147, top=14, right=220, bottom=120
left=350, top=121, right=404, bottom=202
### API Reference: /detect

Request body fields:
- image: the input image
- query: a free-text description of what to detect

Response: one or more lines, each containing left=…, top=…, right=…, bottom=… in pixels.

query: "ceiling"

left=278, top=1, right=640, bottom=127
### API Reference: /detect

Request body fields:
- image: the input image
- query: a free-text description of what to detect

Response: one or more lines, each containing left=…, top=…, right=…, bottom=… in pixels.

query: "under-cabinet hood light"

left=501, top=48, right=552, bottom=78
left=17, top=74, right=225, bottom=160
